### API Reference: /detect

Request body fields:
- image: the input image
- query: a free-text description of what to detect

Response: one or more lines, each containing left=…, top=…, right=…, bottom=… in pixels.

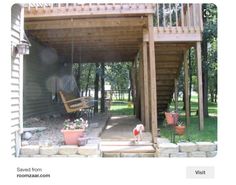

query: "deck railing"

left=25, top=3, right=155, bottom=15
left=154, top=4, right=203, bottom=32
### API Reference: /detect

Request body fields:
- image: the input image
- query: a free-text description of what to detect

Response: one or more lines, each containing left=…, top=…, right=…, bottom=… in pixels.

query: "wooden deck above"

left=23, top=3, right=204, bottom=123
left=24, top=3, right=202, bottom=63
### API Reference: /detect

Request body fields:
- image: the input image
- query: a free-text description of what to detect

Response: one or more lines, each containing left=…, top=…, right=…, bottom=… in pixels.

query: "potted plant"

left=175, top=121, right=185, bottom=135
left=61, top=118, right=88, bottom=145
left=165, top=111, right=179, bottom=125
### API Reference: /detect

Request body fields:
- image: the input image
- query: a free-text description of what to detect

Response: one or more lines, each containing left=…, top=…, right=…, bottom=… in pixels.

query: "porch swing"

left=59, top=18, right=94, bottom=118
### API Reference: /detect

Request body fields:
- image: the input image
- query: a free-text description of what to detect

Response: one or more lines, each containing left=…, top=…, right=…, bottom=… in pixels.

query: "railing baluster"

left=169, top=3, right=172, bottom=27
left=193, top=4, right=196, bottom=30
left=163, top=4, right=166, bottom=28
left=28, top=3, right=30, bottom=12
left=156, top=4, right=159, bottom=28
left=175, top=3, right=178, bottom=27
left=181, top=3, right=184, bottom=29
left=199, top=4, right=203, bottom=31
left=187, top=4, right=191, bottom=30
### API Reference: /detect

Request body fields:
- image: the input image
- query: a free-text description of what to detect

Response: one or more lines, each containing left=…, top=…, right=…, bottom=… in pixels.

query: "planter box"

left=165, top=112, right=179, bottom=125
left=61, top=129, right=85, bottom=145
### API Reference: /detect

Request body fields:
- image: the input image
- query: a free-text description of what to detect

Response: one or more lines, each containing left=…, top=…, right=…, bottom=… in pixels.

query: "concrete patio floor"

left=100, top=115, right=152, bottom=141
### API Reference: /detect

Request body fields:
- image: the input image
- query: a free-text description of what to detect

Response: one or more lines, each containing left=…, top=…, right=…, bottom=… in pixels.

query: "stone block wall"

left=20, top=144, right=101, bottom=157
left=158, top=141, right=217, bottom=157
left=20, top=141, right=217, bottom=158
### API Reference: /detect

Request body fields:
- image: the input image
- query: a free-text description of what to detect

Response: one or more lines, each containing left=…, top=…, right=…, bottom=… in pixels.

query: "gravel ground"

left=23, top=117, right=65, bottom=146
left=22, top=114, right=109, bottom=146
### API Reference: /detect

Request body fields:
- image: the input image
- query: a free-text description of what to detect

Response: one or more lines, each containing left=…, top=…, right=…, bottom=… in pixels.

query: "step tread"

left=100, top=145, right=156, bottom=153
left=100, top=141, right=153, bottom=146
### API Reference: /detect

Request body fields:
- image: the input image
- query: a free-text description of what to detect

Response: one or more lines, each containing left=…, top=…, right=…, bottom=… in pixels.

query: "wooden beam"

left=196, top=41, right=204, bottom=130
left=148, top=14, right=158, bottom=144
left=184, top=50, right=190, bottom=127
left=143, top=28, right=202, bottom=42
left=142, top=42, right=150, bottom=131
left=24, top=4, right=155, bottom=19
left=25, top=17, right=147, bottom=30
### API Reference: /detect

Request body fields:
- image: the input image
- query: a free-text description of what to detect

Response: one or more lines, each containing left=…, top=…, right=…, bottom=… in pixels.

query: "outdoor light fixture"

left=16, top=33, right=31, bottom=55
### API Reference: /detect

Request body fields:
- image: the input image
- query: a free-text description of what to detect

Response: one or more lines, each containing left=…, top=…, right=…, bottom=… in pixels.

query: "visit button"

left=186, top=166, right=215, bottom=179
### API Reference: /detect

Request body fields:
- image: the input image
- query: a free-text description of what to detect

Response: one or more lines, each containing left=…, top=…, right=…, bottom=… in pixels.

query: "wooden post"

left=140, top=50, right=145, bottom=124
left=174, top=78, right=178, bottom=112
left=184, top=51, right=190, bottom=127
left=148, top=14, right=158, bottom=144
left=196, top=42, right=204, bottom=130
left=143, top=42, right=150, bottom=131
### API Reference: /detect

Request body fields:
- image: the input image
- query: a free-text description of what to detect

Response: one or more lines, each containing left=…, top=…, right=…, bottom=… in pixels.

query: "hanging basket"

left=165, top=112, right=179, bottom=125
left=175, top=125, right=185, bottom=135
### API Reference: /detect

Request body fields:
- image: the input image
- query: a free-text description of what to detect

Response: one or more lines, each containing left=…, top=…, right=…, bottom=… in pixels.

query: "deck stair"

left=100, top=140, right=157, bottom=157
left=155, top=43, right=191, bottom=115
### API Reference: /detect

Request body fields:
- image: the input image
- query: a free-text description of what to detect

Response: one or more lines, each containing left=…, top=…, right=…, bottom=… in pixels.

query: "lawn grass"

left=160, top=94, right=217, bottom=142
left=160, top=116, right=217, bottom=143
left=109, top=94, right=217, bottom=142
left=110, top=101, right=134, bottom=115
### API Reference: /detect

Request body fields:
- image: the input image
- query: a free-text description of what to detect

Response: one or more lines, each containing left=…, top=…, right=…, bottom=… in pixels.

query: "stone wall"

left=20, top=141, right=217, bottom=158
left=158, top=141, right=217, bottom=157
left=20, top=144, right=101, bottom=157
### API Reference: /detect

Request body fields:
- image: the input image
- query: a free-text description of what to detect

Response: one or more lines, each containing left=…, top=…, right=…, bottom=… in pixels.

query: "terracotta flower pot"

left=61, top=129, right=85, bottom=145
left=77, top=137, right=88, bottom=146
left=175, top=125, right=185, bottom=135
left=165, top=112, right=179, bottom=125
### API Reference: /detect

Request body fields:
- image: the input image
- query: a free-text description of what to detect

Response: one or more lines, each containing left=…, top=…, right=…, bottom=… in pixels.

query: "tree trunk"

left=85, top=64, right=92, bottom=96
left=188, top=48, right=192, bottom=114
left=128, top=88, right=131, bottom=101
left=94, top=63, right=99, bottom=113
left=182, top=90, right=185, bottom=111
left=75, top=63, right=81, bottom=97
left=203, top=69, right=209, bottom=117
left=214, top=79, right=217, bottom=103
left=100, top=63, right=105, bottom=113
left=210, top=90, right=214, bottom=102
left=131, top=62, right=136, bottom=115
left=202, top=4, right=209, bottom=118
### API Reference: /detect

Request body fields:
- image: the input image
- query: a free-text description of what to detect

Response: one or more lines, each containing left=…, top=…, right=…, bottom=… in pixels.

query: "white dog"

left=133, top=124, right=145, bottom=142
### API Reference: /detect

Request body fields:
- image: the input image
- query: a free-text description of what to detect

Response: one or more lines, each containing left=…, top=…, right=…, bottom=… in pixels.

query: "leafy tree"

left=202, top=3, right=217, bottom=116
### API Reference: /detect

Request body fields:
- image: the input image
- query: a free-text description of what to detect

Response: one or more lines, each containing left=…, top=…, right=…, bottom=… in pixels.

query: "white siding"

left=11, top=4, right=23, bottom=157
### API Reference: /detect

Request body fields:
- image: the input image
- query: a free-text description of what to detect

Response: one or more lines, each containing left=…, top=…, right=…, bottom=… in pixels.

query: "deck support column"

left=139, top=50, right=145, bottom=124
left=184, top=50, right=190, bottom=128
left=148, top=14, right=158, bottom=144
left=196, top=41, right=204, bottom=130
left=142, top=42, right=150, bottom=131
